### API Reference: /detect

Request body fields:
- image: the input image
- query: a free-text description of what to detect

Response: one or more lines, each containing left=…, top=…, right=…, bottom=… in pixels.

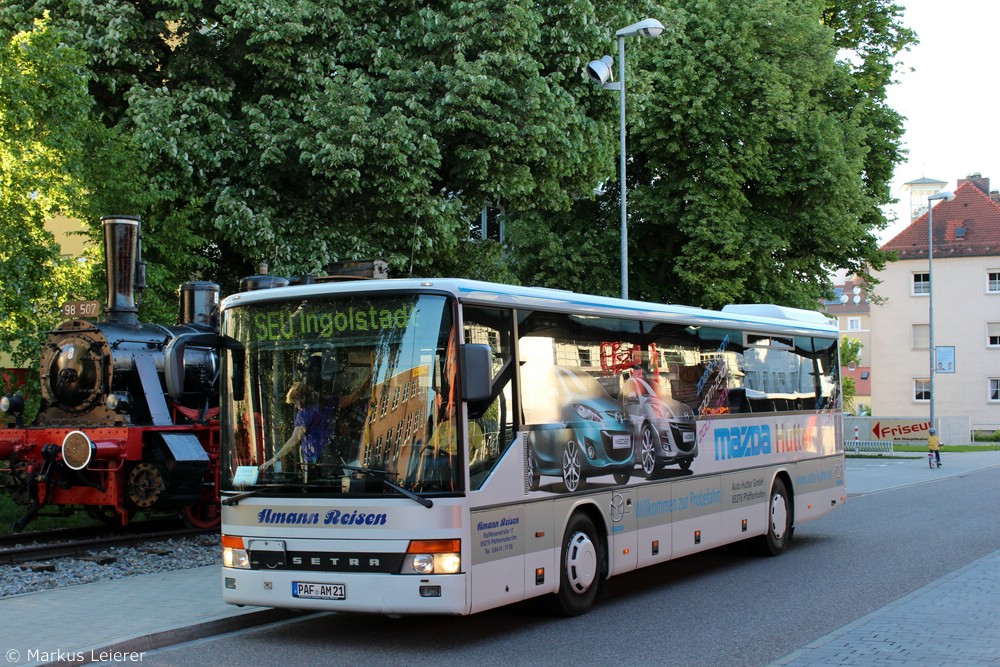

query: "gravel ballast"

left=1, top=534, right=219, bottom=598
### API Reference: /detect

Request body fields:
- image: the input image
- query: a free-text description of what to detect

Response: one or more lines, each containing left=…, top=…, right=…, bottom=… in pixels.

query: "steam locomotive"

left=0, top=216, right=223, bottom=531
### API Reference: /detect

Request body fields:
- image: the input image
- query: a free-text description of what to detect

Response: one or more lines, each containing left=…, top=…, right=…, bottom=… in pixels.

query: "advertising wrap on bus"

left=217, top=278, right=845, bottom=617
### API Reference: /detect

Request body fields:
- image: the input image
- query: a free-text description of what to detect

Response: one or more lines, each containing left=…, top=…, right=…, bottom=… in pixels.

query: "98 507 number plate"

left=292, top=582, right=346, bottom=600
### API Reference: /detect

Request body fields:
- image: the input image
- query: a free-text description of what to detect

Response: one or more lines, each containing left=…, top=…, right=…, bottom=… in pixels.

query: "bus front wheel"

left=555, top=513, right=604, bottom=616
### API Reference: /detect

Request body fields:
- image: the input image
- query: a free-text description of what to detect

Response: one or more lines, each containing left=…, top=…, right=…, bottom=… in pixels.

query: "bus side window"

left=462, top=306, right=516, bottom=490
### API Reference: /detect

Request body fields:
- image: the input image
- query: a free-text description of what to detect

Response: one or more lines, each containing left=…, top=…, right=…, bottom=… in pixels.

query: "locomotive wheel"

left=128, top=463, right=166, bottom=509
left=179, top=498, right=221, bottom=529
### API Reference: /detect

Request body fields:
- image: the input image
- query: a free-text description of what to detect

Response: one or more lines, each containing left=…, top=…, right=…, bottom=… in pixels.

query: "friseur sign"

left=869, top=419, right=932, bottom=442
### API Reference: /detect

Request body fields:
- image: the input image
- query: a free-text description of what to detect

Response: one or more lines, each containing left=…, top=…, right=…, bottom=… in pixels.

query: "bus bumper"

left=222, top=568, right=469, bottom=615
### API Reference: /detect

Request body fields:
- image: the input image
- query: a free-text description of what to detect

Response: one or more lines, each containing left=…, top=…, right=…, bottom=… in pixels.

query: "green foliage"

left=0, top=15, right=199, bottom=420
left=0, top=493, right=94, bottom=536
left=9, top=0, right=625, bottom=287
left=1, top=0, right=916, bottom=350
left=0, top=16, right=103, bottom=388
left=841, top=375, right=856, bottom=414
left=517, top=0, right=915, bottom=309
left=838, top=337, right=864, bottom=413
left=629, top=0, right=905, bottom=308
left=840, top=337, right=863, bottom=367
left=507, top=200, right=622, bottom=297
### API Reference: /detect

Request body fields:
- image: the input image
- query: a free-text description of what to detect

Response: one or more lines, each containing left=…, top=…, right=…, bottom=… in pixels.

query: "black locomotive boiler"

left=0, top=216, right=222, bottom=531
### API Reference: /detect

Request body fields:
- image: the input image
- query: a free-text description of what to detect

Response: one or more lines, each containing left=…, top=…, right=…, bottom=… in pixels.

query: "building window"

left=847, top=317, right=861, bottom=331
left=912, top=324, right=929, bottom=350
left=989, top=323, right=1000, bottom=347
left=988, top=271, right=1000, bottom=293
left=578, top=348, right=592, bottom=367
left=990, top=379, right=1000, bottom=402
left=914, top=378, right=930, bottom=402
left=912, top=272, right=930, bottom=295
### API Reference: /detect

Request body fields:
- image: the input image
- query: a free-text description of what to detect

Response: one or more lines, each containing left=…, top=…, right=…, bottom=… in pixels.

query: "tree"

left=1, top=16, right=104, bottom=398
left=1, top=0, right=642, bottom=296
left=514, top=0, right=915, bottom=309
left=1, top=0, right=916, bottom=323
left=839, top=336, right=863, bottom=413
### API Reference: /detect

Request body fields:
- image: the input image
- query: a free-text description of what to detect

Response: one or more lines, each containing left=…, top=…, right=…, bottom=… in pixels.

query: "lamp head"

left=928, top=190, right=955, bottom=203
left=586, top=55, right=614, bottom=86
left=616, top=18, right=665, bottom=38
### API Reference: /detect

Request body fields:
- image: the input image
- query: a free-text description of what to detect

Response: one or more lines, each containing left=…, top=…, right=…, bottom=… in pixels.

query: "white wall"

left=870, top=254, right=1000, bottom=433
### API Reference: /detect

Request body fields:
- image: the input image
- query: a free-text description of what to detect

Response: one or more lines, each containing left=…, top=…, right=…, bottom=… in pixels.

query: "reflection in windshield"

left=220, top=293, right=460, bottom=496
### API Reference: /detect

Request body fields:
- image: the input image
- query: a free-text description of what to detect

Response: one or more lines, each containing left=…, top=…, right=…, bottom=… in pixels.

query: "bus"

left=215, top=279, right=844, bottom=616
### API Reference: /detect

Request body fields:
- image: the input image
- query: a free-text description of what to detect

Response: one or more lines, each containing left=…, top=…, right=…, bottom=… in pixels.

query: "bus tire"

left=556, top=513, right=603, bottom=616
left=757, top=477, right=792, bottom=556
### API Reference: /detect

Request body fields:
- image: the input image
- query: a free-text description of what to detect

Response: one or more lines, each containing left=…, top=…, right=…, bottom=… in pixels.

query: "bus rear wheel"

left=556, top=513, right=604, bottom=616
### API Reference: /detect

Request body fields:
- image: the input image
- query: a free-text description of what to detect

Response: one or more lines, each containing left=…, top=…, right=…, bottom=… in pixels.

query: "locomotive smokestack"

left=102, top=215, right=141, bottom=323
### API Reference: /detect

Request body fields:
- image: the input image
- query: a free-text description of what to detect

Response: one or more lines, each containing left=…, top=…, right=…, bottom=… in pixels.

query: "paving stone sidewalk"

left=771, top=548, right=1000, bottom=666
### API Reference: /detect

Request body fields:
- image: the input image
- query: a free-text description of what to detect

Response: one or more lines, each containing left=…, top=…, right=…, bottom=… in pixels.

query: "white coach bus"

left=217, top=279, right=844, bottom=616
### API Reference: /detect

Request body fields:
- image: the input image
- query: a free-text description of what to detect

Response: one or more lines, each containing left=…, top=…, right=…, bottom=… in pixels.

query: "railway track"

left=0, top=521, right=216, bottom=566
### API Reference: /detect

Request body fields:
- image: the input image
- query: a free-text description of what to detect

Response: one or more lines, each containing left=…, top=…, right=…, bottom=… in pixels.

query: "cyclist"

left=928, top=428, right=942, bottom=467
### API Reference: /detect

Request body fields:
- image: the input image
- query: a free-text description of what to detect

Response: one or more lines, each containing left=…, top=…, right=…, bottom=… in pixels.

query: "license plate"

left=683, top=431, right=695, bottom=443
left=612, top=434, right=631, bottom=450
left=293, top=582, right=346, bottom=600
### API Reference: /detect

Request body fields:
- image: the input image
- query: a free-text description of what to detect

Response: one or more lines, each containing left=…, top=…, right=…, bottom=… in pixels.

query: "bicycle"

left=928, top=449, right=941, bottom=468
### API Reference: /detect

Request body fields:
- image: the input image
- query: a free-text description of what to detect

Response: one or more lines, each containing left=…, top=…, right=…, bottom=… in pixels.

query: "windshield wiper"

left=224, top=470, right=434, bottom=509
left=341, top=465, right=433, bottom=508
left=221, top=483, right=310, bottom=506
left=383, top=478, right=433, bottom=508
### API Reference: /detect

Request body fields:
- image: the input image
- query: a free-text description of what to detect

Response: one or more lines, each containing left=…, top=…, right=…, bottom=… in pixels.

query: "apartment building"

left=869, top=174, right=1000, bottom=433
left=821, top=275, right=871, bottom=415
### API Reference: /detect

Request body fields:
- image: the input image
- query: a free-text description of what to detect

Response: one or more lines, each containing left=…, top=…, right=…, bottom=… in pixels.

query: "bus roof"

left=222, top=277, right=838, bottom=337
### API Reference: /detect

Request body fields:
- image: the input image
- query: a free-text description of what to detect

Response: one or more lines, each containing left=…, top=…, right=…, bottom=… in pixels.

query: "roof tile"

left=882, top=180, right=1000, bottom=258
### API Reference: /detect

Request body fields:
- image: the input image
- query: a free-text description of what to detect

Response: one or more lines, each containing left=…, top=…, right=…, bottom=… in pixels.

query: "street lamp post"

left=586, top=18, right=664, bottom=300
left=927, top=190, right=955, bottom=433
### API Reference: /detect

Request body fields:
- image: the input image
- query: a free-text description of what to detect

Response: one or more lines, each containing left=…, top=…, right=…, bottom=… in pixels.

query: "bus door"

left=463, top=306, right=526, bottom=612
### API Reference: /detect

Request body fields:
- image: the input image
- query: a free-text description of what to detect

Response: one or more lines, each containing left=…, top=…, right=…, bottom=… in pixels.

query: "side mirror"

left=227, top=341, right=246, bottom=401
left=164, top=332, right=245, bottom=400
left=461, top=344, right=493, bottom=403
left=164, top=332, right=220, bottom=399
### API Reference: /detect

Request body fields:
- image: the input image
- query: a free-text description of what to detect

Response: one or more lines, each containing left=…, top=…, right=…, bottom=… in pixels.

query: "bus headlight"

left=222, top=535, right=250, bottom=569
left=403, top=539, right=461, bottom=575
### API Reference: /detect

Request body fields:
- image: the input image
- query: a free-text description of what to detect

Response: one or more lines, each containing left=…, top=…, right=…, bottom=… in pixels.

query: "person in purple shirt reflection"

left=260, top=381, right=366, bottom=471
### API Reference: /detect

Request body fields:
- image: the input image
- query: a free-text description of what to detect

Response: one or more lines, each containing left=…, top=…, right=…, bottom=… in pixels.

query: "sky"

left=880, top=0, right=1000, bottom=243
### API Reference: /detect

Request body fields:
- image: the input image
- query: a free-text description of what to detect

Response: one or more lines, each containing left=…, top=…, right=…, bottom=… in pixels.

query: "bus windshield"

left=219, top=292, right=461, bottom=497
